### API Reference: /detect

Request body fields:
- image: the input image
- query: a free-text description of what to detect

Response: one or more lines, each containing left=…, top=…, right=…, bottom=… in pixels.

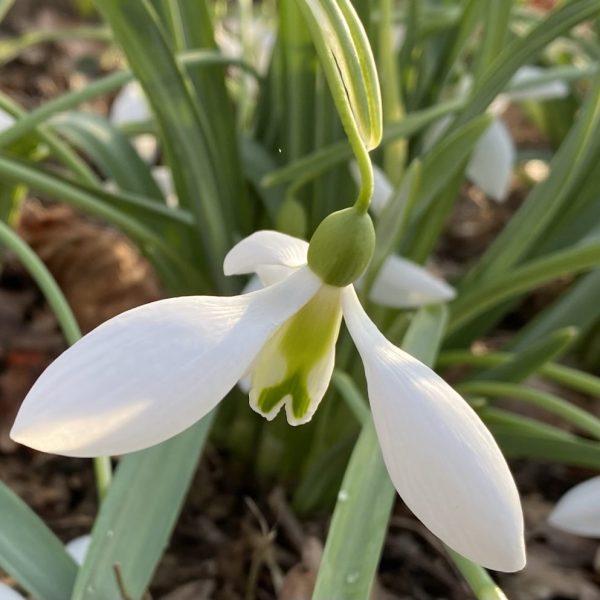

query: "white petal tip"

left=66, top=534, right=92, bottom=565
left=547, top=477, right=600, bottom=538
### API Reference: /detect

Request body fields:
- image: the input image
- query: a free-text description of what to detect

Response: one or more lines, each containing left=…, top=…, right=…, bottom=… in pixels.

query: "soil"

left=1, top=3, right=600, bottom=599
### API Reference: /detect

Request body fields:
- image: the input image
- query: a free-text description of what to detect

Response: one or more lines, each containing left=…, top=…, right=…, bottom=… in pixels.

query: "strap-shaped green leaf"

left=0, top=483, right=77, bottom=600
left=71, top=416, right=214, bottom=600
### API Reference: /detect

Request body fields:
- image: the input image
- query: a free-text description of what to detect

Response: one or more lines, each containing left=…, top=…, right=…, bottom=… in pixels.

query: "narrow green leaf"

left=72, top=415, right=214, bottom=600
left=0, top=0, right=15, bottom=22
left=51, top=112, right=163, bottom=200
left=474, top=327, right=578, bottom=383
left=460, top=47, right=600, bottom=286
left=449, top=242, right=600, bottom=334
left=454, top=0, right=600, bottom=127
left=460, top=381, right=600, bottom=440
left=92, top=0, right=232, bottom=290
left=0, top=482, right=77, bottom=600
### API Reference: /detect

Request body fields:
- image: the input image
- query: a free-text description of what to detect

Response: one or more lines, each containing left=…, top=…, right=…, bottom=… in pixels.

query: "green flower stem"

left=457, top=381, right=600, bottom=440
left=447, top=549, right=508, bottom=600
left=0, top=221, right=112, bottom=499
left=0, top=51, right=258, bottom=151
left=449, top=242, right=600, bottom=334
left=437, top=350, right=600, bottom=398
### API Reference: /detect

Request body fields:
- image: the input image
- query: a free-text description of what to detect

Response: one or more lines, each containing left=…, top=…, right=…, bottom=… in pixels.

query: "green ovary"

left=251, top=284, right=343, bottom=423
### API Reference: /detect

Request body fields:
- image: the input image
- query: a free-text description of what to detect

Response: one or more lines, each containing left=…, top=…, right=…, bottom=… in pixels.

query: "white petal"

left=242, top=274, right=264, bottom=294
left=342, top=288, right=525, bottom=572
left=549, top=477, right=600, bottom=537
left=0, top=108, right=15, bottom=133
left=110, top=81, right=152, bottom=126
left=467, top=119, right=515, bottom=202
left=66, top=535, right=91, bottom=565
left=349, top=161, right=393, bottom=214
left=249, top=284, right=342, bottom=425
left=363, top=255, right=455, bottom=309
left=0, top=584, right=25, bottom=600
left=223, top=231, right=308, bottom=276
left=11, top=268, right=320, bottom=457
left=508, top=65, right=569, bottom=102
left=151, top=166, right=178, bottom=208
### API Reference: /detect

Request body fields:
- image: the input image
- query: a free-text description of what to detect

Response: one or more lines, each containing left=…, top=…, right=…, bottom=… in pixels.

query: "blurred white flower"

left=424, top=66, right=568, bottom=202
left=65, top=534, right=91, bottom=565
left=13, top=229, right=524, bottom=571
left=0, top=584, right=25, bottom=600
left=110, top=81, right=157, bottom=163
left=549, top=476, right=600, bottom=537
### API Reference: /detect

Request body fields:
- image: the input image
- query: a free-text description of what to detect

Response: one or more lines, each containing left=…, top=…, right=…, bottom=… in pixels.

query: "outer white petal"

left=11, top=268, right=320, bottom=457
left=467, top=119, right=515, bottom=202
left=66, top=535, right=91, bottom=565
left=508, top=65, right=569, bottom=102
left=549, top=477, right=600, bottom=537
left=0, top=584, right=25, bottom=600
left=223, top=231, right=308, bottom=276
left=363, top=255, right=455, bottom=309
left=0, top=108, right=15, bottom=133
left=342, top=288, right=525, bottom=572
left=349, top=161, right=393, bottom=214
left=110, top=81, right=152, bottom=126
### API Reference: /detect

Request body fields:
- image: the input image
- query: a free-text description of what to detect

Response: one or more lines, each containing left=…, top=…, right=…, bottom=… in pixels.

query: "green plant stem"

left=458, top=381, right=600, bottom=440
left=447, top=549, right=508, bottom=600
left=0, top=221, right=112, bottom=499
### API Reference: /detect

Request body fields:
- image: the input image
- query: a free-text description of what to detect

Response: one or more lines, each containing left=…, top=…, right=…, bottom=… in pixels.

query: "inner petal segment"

left=249, top=284, right=343, bottom=425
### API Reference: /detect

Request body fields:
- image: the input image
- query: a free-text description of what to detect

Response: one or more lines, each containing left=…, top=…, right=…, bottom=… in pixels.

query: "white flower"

left=11, top=231, right=524, bottom=571
left=0, top=584, right=25, bottom=600
left=549, top=476, right=600, bottom=537
left=65, top=534, right=91, bottom=565
left=110, top=81, right=157, bottom=163
left=424, top=66, right=568, bottom=203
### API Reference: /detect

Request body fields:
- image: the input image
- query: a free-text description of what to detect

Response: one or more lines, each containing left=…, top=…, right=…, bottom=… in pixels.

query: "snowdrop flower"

left=424, top=66, right=568, bottom=202
left=110, top=81, right=157, bottom=163
left=11, top=209, right=524, bottom=571
left=549, top=476, right=600, bottom=537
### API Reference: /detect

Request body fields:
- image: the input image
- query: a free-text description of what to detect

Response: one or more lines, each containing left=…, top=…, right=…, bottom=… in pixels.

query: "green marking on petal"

left=249, top=285, right=343, bottom=423
left=256, top=371, right=310, bottom=419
